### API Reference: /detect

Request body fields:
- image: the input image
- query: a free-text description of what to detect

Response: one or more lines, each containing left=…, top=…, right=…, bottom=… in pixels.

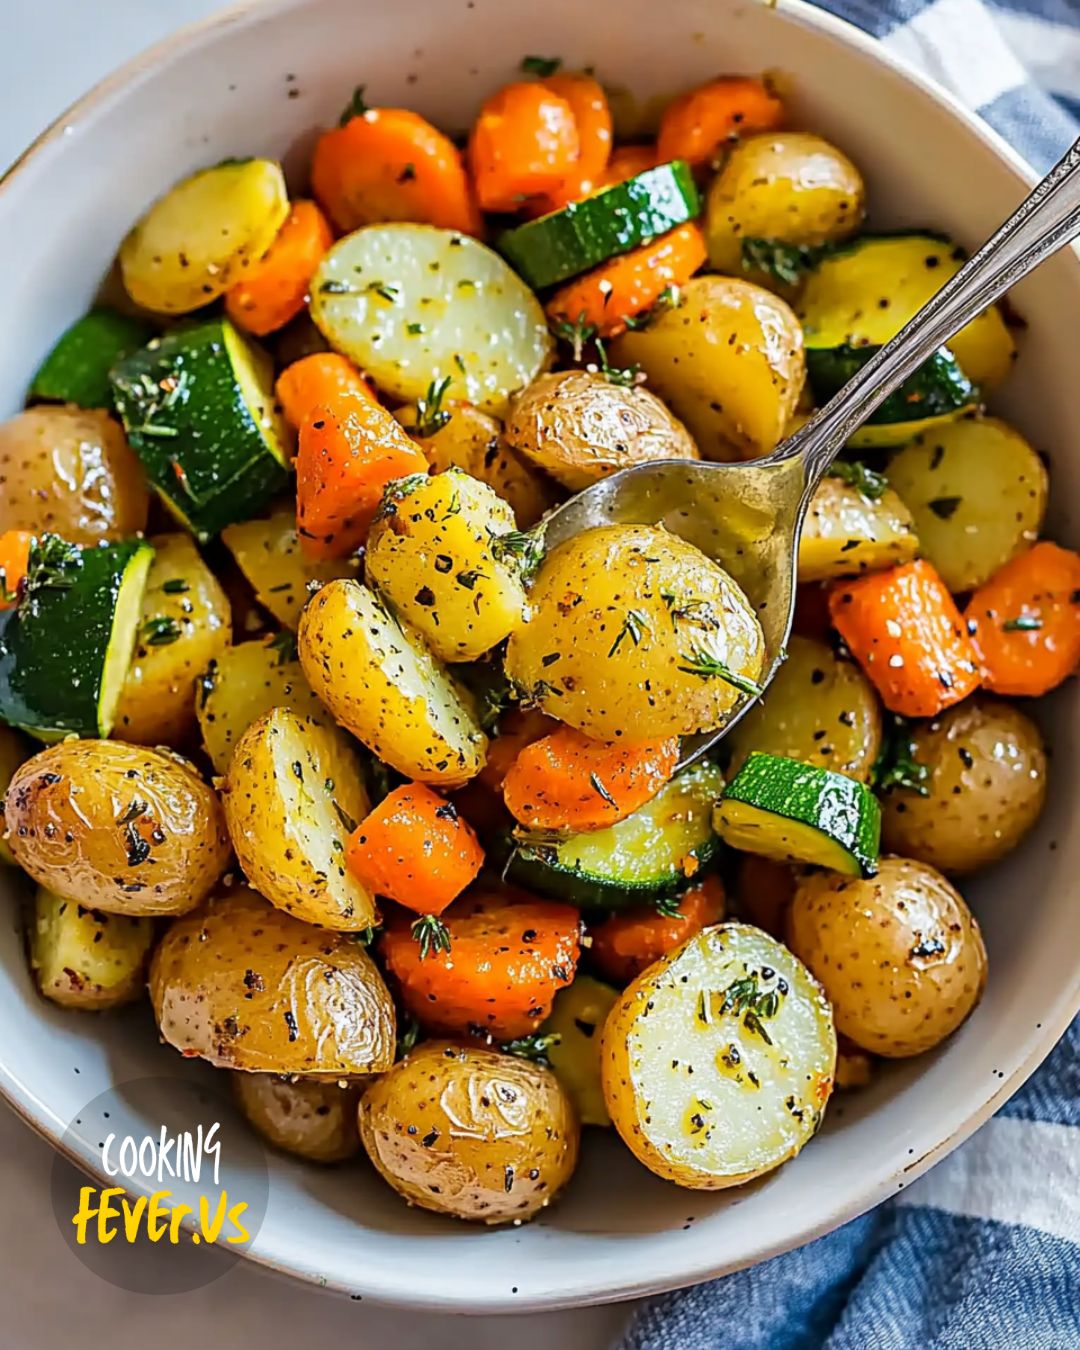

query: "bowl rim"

left=1, top=0, right=1076, bottom=1314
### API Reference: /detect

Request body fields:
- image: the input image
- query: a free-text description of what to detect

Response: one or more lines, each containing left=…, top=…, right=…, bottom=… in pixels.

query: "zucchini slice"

left=715, top=752, right=880, bottom=878
left=110, top=318, right=292, bottom=540
left=506, top=760, right=724, bottom=909
left=496, top=161, right=701, bottom=289
left=28, top=309, right=153, bottom=410
left=0, top=536, right=154, bottom=740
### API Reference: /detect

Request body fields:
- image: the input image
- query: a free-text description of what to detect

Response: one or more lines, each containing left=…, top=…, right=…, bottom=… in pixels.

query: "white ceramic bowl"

left=1, top=0, right=1077, bottom=1313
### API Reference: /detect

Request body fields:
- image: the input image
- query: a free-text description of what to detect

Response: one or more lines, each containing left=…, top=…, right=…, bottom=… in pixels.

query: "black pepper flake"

left=283, top=1010, right=299, bottom=1042
left=421, top=1127, right=440, bottom=1147
left=434, top=801, right=459, bottom=821
left=504, top=1164, right=515, bottom=1193
left=415, top=585, right=436, bottom=607
left=434, top=555, right=453, bottom=573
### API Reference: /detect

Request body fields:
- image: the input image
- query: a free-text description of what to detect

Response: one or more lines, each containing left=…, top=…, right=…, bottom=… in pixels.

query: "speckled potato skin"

left=881, top=697, right=1047, bottom=874
left=30, top=885, right=154, bottom=1011
left=298, top=578, right=487, bottom=786
left=786, top=856, right=988, bottom=1058
left=4, top=740, right=229, bottom=917
left=504, top=524, right=765, bottom=741
left=0, top=406, right=148, bottom=543
left=609, top=277, right=806, bottom=462
left=365, top=469, right=527, bottom=662
left=503, top=370, right=699, bottom=491
left=149, top=887, right=396, bottom=1075
left=232, top=1073, right=363, bottom=1163
left=114, top=534, right=232, bottom=746
left=223, top=708, right=376, bottom=931
left=358, top=1040, right=580, bottom=1224
left=797, top=477, right=919, bottom=582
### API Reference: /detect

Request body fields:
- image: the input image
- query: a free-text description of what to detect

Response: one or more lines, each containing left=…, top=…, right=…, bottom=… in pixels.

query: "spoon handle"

left=779, top=135, right=1080, bottom=490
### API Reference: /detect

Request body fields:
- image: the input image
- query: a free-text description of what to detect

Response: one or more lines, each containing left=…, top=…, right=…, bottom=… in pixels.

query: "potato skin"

left=609, top=277, right=805, bottom=462
left=503, top=370, right=699, bottom=490
left=30, top=885, right=153, bottom=1011
left=5, top=740, right=229, bottom=917
left=232, top=1073, right=363, bottom=1163
left=358, top=1040, right=579, bottom=1224
left=114, top=534, right=232, bottom=746
left=798, top=477, right=919, bottom=582
left=504, top=524, right=765, bottom=741
left=881, top=697, right=1047, bottom=874
left=0, top=406, right=148, bottom=543
left=786, top=856, right=987, bottom=1058
left=149, top=887, right=396, bottom=1075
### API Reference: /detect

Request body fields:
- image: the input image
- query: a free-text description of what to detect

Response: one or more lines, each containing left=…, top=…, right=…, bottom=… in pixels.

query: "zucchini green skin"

left=505, top=760, right=724, bottom=909
left=716, top=751, right=881, bottom=878
left=29, top=309, right=154, bottom=410
left=0, top=539, right=154, bottom=740
left=496, top=161, right=701, bottom=289
left=109, top=318, right=291, bottom=540
left=805, top=343, right=976, bottom=424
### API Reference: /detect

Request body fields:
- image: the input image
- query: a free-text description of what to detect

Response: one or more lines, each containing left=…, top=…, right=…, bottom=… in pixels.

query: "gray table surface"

left=0, top=2, right=633, bottom=1344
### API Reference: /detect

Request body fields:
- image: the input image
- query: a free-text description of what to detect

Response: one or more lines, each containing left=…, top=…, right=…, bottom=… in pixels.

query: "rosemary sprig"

left=414, top=375, right=453, bottom=438
left=828, top=459, right=889, bottom=502
left=411, top=913, right=452, bottom=960
left=608, top=608, right=650, bottom=657
left=872, top=713, right=929, bottom=795
left=677, top=647, right=764, bottom=697
left=501, top=1031, right=561, bottom=1064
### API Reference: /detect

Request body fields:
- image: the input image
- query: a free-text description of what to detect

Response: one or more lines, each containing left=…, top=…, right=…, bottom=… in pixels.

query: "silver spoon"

left=541, top=135, right=1080, bottom=768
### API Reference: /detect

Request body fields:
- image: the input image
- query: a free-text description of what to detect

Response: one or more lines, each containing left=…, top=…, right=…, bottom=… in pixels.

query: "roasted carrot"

left=478, top=708, right=559, bottom=793
left=828, top=559, right=981, bottom=717
left=296, top=396, right=427, bottom=559
left=599, top=144, right=657, bottom=188
left=0, top=530, right=33, bottom=609
left=964, top=542, right=1080, bottom=697
left=502, top=725, right=679, bottom=832
left=527, top=73, right=613, bottom=213
left=733, top=854, right=796, bottom=940
left=275, top=352, right=377, bottom=431
left=657, top=75, right=784, bottom=166
left=589, top=876, right=726, bottom=986
left=346, top=784, right=484, bottom=916
left=311, top=107, right=481, bottom=235
left=224, top=200, right=333, bottom=336
left=469, top=82, right=580, bottom=213
left=545, top=221, right=707, bottom=338
left=381, top=893, right=582, bottom=1038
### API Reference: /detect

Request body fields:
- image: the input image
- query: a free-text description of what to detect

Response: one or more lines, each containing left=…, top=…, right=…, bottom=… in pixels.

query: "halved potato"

left=120, top=159, right=289, bottom=314
left=298, top=578, right=487, bottom=786
left=223, top=708, right=376, bottom=931
left=601, top=923, right=836, bottom=1189
left=232, top=1074, right=363, bottom=1163
left=542, top=975, right=619, bottom=1127
left=798, top=475, right=919, bottom=582
left=149, top=886, right=396, bottom=1075
left=30, top=885, right=153, bottom=1011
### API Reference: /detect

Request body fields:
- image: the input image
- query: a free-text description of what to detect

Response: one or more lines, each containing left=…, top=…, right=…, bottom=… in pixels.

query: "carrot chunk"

left=964, top=541, right=1080, bottom=697
left=545, top=221, right=707, bottom=338
left=599, top=144, right=657, bottom=188
left=657, top=76, right=783, bottom=166
left=346, top=784, right=484, bottom=917
left=224, top=200, right=333, bottom=336
left=296, top=397, right=427, bottom=560
left=527, top=73, right=613, bottom=213
left=589, top=876, right=726, bottom=986
left=0, top=530, right=33, bottom=609
left=275, top=352, right=377, bottom=432
left=478, top=708, right=559, bottom=793
left=312, top=107, right=481, bottom=235
left=381, top=893, right=581, bottom=1038
left=828, top=559, right=981, bottom=717
left=469, top=82, right=580, bottom=213
left=502, top=725, right=679, bottom=832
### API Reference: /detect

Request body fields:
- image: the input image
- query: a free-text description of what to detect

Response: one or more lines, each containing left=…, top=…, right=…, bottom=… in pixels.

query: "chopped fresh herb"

left=740, top=237, right=826, bottom=285
left=590, top=772, right=618, bottom=808
left=1002, top=615, right=1043, bottom=632
left=332, top=800, right=358, bottom=835
left=622, top=285, right=685, bottom=330
left=129, top=368, right=191, bottom=438
left=664, top=596, right=720, bottom=629
left=551, top=313, right=597, bottom=362
left=927, top=495, right=963, bottom=520
left=829, top=459, right=889, bottom=502
left=653, top=893, right=684, bottom=919
left=397, top=162, right=417, bottom=183
left=490, top=525, right=546, bottom=585
left=118, top=798, right=152, bottom=868
left=608, top=608, right=649, bottom=657
left=20, top=534, right=83, bottom=605
left=595, top=338, right=641, bottom=388
left=339, top=84, right=368, bottom=125
left=406, top=322, right=425, bottom=335
left=318, top=279, right=355, bottom=295
left=367, top=280, right=400, bottom=303
left=269, top=630, right=298, bottom=665
left=354, top=923, right=382, bottom=947
left=396, top=1016, right=421, bottom=1056
left=414, top=375, right=453, bottom=438
left=141, top=615, right=182, bottom=646
left=873, top=713, right=929, bottom=795
left=677, top=647, right=763, bottom=697
left=161, top=578, right=190, bottom=595
left=411, top=913, right=452, bottom=960
left=501, top=1031, right=561, bottom=1064
left=520, top=55, right=562, bottom=77
left=717, top=972, right=784, bottom=1045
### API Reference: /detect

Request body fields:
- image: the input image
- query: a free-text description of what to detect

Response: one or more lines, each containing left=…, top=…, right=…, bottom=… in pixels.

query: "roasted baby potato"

left=887, top=416, right=1047, bottom=592
left=503, top=370, right=699, bottom=490
left=365, top=469, right=528, bottom=662
left=880, top=697, right=1047, bottom=874
left=114, top=533, right=232, bottom=746
left=298, top=578, right=487, bottom=786
left=223, top=708, right=376, bottom=931
left=610, top=276, right=806, bottom=461
left=705, top=132, right=866, bottom=276
left=601, top=924, right=835, bottom=1189
left=542, top=975, right=619, bottom=1128
left=221, top=503, right=359, bottom=630
left=197, top=636, right=327, bottom=775
left=120, top=159, right=289, bottom=314
left=0, top=406, right=148, bottom=543
left=150, top=886, right=396, bottom=1075
left=727, top=635, right=881, bottom=782
left=5, top=740, right=229, bottom=916
left=232, top=1073, right=363, bottom=1163
left=798, top=474, right=919, bottom=582
left=0, top=726, right=29, bottom=865
left=29, top=885, right=153, bottom=1011
left=504, top=524, right=765, bottom=741
left=394, top=401, right=554, bottom=528
left=786, top=856, right=987, bottom=1058
left=358, top=1040, right=580, bottom=1224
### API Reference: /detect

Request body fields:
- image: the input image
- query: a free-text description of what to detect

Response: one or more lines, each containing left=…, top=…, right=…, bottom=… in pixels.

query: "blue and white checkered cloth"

left=622, top=4, right=1080, bottom=1346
